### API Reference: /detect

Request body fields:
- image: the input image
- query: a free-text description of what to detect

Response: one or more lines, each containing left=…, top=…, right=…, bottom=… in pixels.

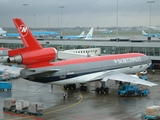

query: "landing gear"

left=80, top=84, right=87, bottom=91
left=95, top=81, right=109, bottom=94
left=63, top=84, right=76, bottom=90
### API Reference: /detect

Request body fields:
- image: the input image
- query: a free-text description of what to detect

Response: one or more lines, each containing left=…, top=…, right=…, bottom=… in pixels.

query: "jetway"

left=57, top=48, right=101, bottom=60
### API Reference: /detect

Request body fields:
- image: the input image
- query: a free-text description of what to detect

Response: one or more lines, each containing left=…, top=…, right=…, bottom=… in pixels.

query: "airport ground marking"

left=6, top=92, right=83, bottom=120
left=44, top=92, right=83, bottom=114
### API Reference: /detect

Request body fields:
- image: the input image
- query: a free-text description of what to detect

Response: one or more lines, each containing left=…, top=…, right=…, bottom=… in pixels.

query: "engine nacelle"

left=7, top=48, right=57, bottom=67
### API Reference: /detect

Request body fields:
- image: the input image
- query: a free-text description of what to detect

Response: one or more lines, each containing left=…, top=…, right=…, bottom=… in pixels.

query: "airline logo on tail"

left=19, top=25, right=28, bottom=37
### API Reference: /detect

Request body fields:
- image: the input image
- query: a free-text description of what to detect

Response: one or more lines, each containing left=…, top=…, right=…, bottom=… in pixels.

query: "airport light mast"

left=147, top=1, right=155, bottom=34
left=34, top=15, right=36, bottom=30
left=23, top=4, right=28, bottom=23
left=48, top=17, right=50, bottom=31
left=116, top=0, right=119, bottom=41
left=59, top=6, right=65, bottom=38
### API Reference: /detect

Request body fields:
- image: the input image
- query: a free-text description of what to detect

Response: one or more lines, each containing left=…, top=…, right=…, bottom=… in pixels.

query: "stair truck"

left=141, top=106, right=160, bottom=120
left=118, top=83, right=149, bottom=96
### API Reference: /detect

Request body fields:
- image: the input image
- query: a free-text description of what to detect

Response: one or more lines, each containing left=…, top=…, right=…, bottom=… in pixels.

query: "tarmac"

left=0, top=70, right=159, bottom=120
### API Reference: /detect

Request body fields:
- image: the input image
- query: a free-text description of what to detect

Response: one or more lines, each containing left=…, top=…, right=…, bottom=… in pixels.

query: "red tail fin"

left=13, top=18, right=42, bottom=50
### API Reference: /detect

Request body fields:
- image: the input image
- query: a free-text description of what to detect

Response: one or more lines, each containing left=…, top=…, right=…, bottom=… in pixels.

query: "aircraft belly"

left=50, top=71, right=105, bottom=85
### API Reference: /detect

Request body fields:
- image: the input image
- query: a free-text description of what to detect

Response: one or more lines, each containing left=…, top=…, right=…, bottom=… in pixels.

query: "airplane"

left=84, top=27, right=94, bottom=40
left=102, top=30, right=113, bottom=34
left=0, top=48, right=11, bottom=63
left=56, top=31, right=85, bottom=39
left=0, top=27, right=7, bottom=36
left=6, top=18, right=157, bottom=94
left=0, top=27, right=58, bottom=38
left=142, top=30, right=160, bottom=37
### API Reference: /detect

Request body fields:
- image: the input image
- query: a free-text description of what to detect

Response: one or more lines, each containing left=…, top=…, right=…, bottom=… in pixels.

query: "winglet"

left=13, top=18, right=42, bottom=50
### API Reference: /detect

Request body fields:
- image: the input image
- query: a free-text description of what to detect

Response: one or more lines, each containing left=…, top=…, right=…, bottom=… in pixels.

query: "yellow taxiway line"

left=6, top=92, right=83, bottom=120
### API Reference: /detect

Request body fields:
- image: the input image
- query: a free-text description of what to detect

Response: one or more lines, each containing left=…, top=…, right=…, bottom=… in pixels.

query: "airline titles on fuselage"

left=114, top=57, right=142, bottom=64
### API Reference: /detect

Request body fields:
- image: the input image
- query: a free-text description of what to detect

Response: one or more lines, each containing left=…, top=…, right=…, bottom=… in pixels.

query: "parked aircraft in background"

left=147, top=26, right=160, bottom=31
left=6, top=18, right=157, bottom=94
left=142, top=30, right=160, bottom=37
left=0, top=27, right=58, bottom=38
left=0, top=48, right=11, bottom=63
left=102, top=30, right=113, bottom=34
left=56, top=31, right=85, bottom=39
left=0, top=27, right=7, bottom=36
left=84, top=27, right=94, bottom=40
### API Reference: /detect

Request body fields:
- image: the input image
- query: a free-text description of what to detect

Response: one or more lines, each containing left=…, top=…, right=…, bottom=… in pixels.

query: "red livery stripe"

left=52, top=53, right=145, bottom=66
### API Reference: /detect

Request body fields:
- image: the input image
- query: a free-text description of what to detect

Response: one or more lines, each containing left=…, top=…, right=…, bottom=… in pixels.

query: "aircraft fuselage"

left=20, top=53, right=151, bottom=85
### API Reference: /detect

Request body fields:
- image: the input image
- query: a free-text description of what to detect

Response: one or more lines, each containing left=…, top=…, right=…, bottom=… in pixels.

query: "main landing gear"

left=80, top=84, right=87, bottom=91
left=63, top=84, right=76, bottom=90
left=95, top=81, right=109, bottom=94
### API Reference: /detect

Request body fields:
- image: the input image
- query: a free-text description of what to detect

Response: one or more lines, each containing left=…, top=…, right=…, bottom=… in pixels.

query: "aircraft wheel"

left=63, top=85, right=67, bottom=90
left=96, top=87, right=100, bottom=94
left=104, top=87, right=109, bottom=94
left=80, top=86, right=87, bottom=91
left=72, top=84, right=76, bottom=90
left=100, top=87, right=104, bottom=94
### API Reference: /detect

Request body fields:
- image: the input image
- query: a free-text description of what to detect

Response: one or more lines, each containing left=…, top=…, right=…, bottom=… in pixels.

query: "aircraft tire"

left=104, top=87, right=109, bottom=94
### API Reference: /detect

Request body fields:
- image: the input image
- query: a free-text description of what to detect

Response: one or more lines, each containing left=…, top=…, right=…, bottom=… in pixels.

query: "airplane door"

left=60, top=68, right=66, bottom=79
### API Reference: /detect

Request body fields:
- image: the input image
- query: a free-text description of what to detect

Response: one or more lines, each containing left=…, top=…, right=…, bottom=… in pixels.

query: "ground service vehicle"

left=118, top=83, right=149, bottom=96
left=141, top=106, right=160, bottom=120
left=0, top=82, right=12, bottom=91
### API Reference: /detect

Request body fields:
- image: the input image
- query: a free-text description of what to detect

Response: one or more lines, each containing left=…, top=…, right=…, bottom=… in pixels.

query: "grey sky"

left=0, top=0, right=160, bottom=28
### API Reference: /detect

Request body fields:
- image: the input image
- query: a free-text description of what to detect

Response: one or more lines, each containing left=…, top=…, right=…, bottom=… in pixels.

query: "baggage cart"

left=15, top=100, right=29, bottom=113
left=3, top=98, right=16, bottom=111
left=28, top=102, right=43, bottom=115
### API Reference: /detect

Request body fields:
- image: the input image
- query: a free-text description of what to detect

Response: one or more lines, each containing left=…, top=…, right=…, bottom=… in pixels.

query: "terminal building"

left=0, top=38, right=160, bottom=69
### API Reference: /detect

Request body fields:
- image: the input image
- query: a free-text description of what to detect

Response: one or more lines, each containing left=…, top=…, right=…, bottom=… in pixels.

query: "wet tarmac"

left=0, top=71, right=159, bottom=120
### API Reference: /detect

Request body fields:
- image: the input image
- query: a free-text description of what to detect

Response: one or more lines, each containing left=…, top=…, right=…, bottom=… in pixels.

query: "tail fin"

left=13, top=18, right=42, bottom=50
left=85, top=28, right=94, bottom=40
left=78, top=31, right=85, bottom=37
left=0, top=27, right=4, bottom=31
left=0, top=27, right=7, bottom=35
left=142, top=30, right=147, bottom=35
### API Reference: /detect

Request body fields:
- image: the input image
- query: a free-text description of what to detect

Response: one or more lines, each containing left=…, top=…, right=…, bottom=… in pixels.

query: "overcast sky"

left=0, top=0, right=160, bottom=28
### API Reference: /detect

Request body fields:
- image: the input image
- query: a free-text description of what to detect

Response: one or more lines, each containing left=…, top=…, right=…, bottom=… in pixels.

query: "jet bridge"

left=57, top=48, right=101, bottom=60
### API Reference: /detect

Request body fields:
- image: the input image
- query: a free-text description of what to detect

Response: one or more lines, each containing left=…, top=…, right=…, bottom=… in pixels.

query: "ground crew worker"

left=152, top=69, right=155, bottom=74
left=63, top=92, right=67, bottom=100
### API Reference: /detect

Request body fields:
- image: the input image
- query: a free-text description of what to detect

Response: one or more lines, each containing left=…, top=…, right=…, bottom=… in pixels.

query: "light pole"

left=147, top=1, right=154, bottom=34
left=58, top=18, right=60, bottom=34
left=116, top=0, right=119, bottom=41
left=59, top=6, right=64, bottom=37
left=34, top=15, right=36, bottom=30
left=23, top=4, right=28, bottom=23
left=48, top=17, right=50, bottom=31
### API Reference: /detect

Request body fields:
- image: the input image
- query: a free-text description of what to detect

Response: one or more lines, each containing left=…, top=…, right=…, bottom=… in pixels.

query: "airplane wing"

left=90, top=71, right=157, bottom=87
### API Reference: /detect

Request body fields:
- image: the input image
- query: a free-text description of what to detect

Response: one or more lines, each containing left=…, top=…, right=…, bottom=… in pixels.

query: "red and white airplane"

left=6, top=18, right=157, bottom=93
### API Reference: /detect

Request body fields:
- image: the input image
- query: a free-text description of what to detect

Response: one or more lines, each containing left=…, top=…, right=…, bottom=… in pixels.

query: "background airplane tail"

left=78, top=31, right=85, bottom=37
left=85, top=28, right=94, bottom=40
left=142, top=30, right=147, bottom=35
